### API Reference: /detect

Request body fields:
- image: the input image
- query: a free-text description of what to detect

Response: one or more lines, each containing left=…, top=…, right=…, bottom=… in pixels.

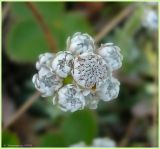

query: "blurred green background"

left=2, top=2, right=158, bottom=147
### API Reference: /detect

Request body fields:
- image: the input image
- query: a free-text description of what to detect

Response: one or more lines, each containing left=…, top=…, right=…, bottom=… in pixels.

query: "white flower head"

left=33, top=32, right=123, bottom=112
left=97, top=77, right=120, bottom=101
left=67, top=32, right=95, bottom=55
left=52, top=51, right=74, bottom=78
left=32, top=66, right=63, bottom=97
left=142, top=9, right=158, bottom=30
left=92, top=138, right=116, bottom=147
left=97, top=43, right=123, bottom=71
left=72, top=52, right=110, bottom=89
left=36, top=52, right=54, bottom=70
left=57, top=84, right=85, bottom=112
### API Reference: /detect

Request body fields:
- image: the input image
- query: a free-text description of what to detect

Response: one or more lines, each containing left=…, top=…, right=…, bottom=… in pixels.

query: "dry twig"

left=2, top=3, right=11, bottom=21
left=118, top=117, right=137, bottom=147
left=26, top=2, right=57, bottom=52
left=4, top=92, right=40, bottom=129
left=94, top=5, right=135, bottom=43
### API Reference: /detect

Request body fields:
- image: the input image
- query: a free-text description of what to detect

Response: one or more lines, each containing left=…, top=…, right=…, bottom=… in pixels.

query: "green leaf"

left=61, top=109, right=98, bottom=145
left=11, top=2, right=64, bottom=21
left=39, top=132, right=66, bottom=147
left=6, top=2, right=92, bottom=63
left=2, top=131, right=20, bottom=147
left=35, top=2, right=65, bottom=23
left=7, top=19, right=48, bottom=62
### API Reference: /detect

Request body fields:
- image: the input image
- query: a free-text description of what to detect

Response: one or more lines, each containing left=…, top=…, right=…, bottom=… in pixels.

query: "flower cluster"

left=70, top=137, right=116, bottom=147
left=142, top=8, right=158, bottom=31
left=32, top=32, right=123, bottom=112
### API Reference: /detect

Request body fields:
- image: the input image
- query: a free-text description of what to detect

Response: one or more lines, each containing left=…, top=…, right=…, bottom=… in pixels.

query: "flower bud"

left=52, top=51, right=74, bottom=78
left=97, top=77, right=120, bottom=101
left=67, top=32, right=95, bottom=55
left=142, top=9, right=158, bottom=30
left=32, top=66, right=62, bottom=97
left=97, top=43, right=123, bottom=71
left=36, top=52, right=54, bottom=70
left=57, top=84, right=85, bottom=112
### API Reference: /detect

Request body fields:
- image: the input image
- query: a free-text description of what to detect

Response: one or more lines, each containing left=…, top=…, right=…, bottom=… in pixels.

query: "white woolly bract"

left=67, top=32, right=95, bottom=56
left=52, top=51, right=74, bottom=78
left=32, top=66, right=63, bottom=97
left=57, top=84, right=85, bottom=112
left=97, top=43, right=123, bottom=71
left=72, top=52, right=110, bottom=89
left=97, top=77, right=120, bottom=101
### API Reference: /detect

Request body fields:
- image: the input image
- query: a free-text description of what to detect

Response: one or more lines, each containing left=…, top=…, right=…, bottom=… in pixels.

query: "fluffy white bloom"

left=97, top=43, right=123, bottom=71
left=97, top=77, right=120, bottom=101
left=57, top=84, right=85, bottom=112
left=92, top=138, right=116, bottom=147
left=33, top=32, right=123, bottom=112
left=142, top=9, right=158, bottom=30
left=36, top=53, right=54, bottom=70
left=52, top=51, right=74, bottom=78
left=70, top=137, right=116, bottom=147
left=72, top=52, right=110, bottom=89
left=67, top=32, right=95, bottom=55
left=32, top=66, right=63, bottom=97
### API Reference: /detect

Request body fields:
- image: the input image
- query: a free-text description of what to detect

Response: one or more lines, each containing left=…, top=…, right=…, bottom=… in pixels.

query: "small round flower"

left=142, top=9, right=158, bottom=30
left=36, top=52, right=54, bottom=70
left=85, top=93, right=100, bottom=109
left=67, top=32, right=95, bottom=55
left=92, top=138, right=116, bottom=147
left=57, top=84, right=85, bottom=112
left=32, top=66, right=63, bottom=97
left=72, top=52, right=110, bottom=89
left=52, top=51, right=74, bottom=78
left=97, top=43, right=123, bottom=71
left=97, top=77, right=120, bottom=101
